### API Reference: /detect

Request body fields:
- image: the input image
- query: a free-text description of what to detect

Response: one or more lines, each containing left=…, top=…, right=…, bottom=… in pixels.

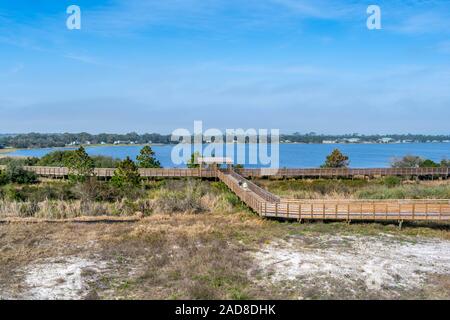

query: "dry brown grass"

left=256, top=178, right=450, bottom=200
left=0, top=211, right=274, bottom=299
left=1, top=209, right=449, bottom=300
left=0, top=179, right=236, bottom=219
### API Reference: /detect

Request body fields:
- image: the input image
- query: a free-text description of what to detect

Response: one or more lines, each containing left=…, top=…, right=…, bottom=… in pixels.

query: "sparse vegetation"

left=256, top=178, right=450, bottom=200
left=1, top=147, right=449, bottom=300
left=0, top=212, right=448, bottom=300
left=0, top=178, right=240, bottom=219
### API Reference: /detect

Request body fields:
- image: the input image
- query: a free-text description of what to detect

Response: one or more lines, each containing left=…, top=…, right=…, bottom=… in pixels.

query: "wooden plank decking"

left=217, top=170, right=450, bottom=222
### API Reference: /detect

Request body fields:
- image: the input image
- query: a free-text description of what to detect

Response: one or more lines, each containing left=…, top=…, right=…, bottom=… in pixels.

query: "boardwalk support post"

left=398, top=220, right=404, bottom=230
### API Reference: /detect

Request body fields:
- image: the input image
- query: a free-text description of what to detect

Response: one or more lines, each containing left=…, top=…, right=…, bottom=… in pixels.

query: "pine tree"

left=187, top=152, right=201, bottom=168
left=136, top=146, right=161, bottom=168
left=64, top=146, right=94, bottom=182
left=111, top=157, right=140, bottom=187
left=321, top=149, right=349, bottom=168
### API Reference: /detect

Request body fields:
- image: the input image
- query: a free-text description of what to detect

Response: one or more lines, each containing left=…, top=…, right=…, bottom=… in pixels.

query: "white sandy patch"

left=252, top=235, right=450, bottom=296
left=20, top=256, right=108, bottom=300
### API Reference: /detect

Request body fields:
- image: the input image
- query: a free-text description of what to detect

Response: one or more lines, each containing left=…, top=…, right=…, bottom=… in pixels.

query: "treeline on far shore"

left=1, top=132, right=450, bottom=149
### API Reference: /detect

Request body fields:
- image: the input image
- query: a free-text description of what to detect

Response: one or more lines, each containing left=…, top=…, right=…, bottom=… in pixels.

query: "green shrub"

left=111, top=157, right=141, bottom=188
left=0, top=172, right=8, bottom=186
left=4, top=161, right=37, bottom=184
left=15, top=183, right=75, bottom=202
left=3, top=185, right=24, bottom=201
left=136, top=146, right=161, bottom=168
left=0, top=157, right=39, bottom=166
left=38, top=151, right=72, bottom=166
left=91, top=155, right=121, bottom=168
left=38, top=150, right=120, bottom=168
left=383, top=176, right=402, bottom=187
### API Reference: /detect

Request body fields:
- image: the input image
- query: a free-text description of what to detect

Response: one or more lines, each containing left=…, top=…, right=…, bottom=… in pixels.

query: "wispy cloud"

left=63, top=53, right=99, bottom=65
left=270, top=0, right=362, bottom=20
left=0, top=63, right=25, bottom=77
left=389, top=12, right=450, bottom=35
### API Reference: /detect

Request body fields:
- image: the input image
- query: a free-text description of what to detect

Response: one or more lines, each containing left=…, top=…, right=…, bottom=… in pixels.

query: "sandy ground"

left=1, top=217, right=449, bottom=300
left=252, top=234, right=450, bottom=299
left=19, top=256, right=108, bottom=299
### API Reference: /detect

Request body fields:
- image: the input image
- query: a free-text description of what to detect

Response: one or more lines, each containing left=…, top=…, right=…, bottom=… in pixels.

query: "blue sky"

left=0, top=0, right=450, bottom=134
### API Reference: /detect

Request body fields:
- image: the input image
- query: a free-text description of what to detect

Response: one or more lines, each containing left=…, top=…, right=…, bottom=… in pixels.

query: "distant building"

left=378, top=137, right=394, bottom=144
left=344, top=138, right=360, bottom=143
left=322, top=140, right=337, bottom=144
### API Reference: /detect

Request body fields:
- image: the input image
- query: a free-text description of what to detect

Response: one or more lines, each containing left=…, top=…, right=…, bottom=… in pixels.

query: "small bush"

left=111, top=157, right=141, bottom=188
left=0, top=172, right=8, bottom=186
left=383, top=176, right=402, bottom=188
left=14, top=183, right=75, bottom=202
left=153, top=180, right=208, bottom=214
left=3, top=185, right=24, bottom=201
left=4, top=161, right=37, bottom=184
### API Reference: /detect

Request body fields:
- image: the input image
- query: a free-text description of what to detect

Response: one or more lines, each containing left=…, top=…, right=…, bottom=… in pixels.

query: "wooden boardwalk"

left=217, top=170, right=450, bottom=222
left=1, top=165, right=449, bottom=222
left=0, top=165, right=448, bottom=179
left=236, top=167, right=450, bottom=178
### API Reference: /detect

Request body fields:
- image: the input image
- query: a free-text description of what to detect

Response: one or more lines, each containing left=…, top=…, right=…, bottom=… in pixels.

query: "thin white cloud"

left=64, top=53, right=99, bottom=65
left=0, top=63, right=25, bottom=77
left=270, top=0, right=361, bottom=20
left=389, top=12, right=450, bottom=35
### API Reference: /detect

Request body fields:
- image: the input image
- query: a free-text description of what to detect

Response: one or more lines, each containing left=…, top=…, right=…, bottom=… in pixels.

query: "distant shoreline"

left=1, top=141, right=449, bottom=160
left=0, top=144, right=166, bottom=158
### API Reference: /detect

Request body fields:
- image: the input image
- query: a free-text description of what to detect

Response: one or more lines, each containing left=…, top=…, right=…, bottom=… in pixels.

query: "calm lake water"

left=7, top=143, right=450, bottom=168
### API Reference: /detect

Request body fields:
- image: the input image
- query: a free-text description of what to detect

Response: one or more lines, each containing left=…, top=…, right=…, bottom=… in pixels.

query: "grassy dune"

left=256, top=178, right=450, bottom=200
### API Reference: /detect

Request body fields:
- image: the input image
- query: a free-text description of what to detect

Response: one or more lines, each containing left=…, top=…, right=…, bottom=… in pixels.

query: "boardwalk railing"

left=1, top=165, right=447, bottom=179
left=217, top=170, right=265, bottom=214
left=227, top=170, right=280, bottom=203
left=268, top=199, right=450, bottom=221
left=216, top=170, right=450, bottom=222
left=237, top=167, right=450, bottom=178
left=0, top=166, right=217, bottom=178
